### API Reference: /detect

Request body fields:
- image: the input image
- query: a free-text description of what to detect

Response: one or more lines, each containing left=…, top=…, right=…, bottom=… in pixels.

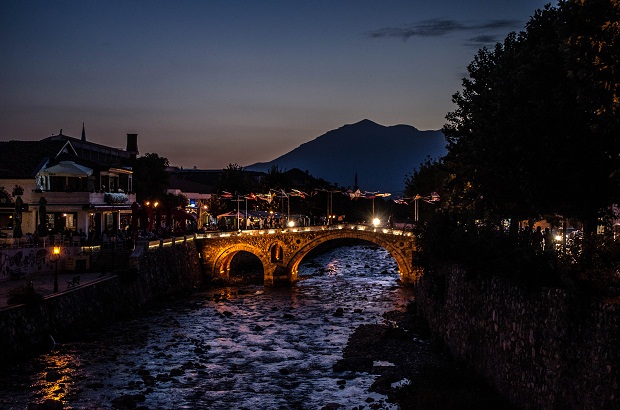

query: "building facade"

left=0, top=130, right=139, bottom=240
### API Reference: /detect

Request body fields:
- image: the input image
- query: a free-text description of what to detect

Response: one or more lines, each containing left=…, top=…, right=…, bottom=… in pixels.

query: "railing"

left=145, top=234, right=197, bottom=250
left=127, top=224, right=416, bottom=254
left=32, top=191, right=136, bottom=205
left=194, top=223, right=414, bottom=240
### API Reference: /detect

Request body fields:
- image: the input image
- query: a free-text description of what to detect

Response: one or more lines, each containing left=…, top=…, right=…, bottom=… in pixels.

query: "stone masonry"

left=195, top=225, right=421, bottom=286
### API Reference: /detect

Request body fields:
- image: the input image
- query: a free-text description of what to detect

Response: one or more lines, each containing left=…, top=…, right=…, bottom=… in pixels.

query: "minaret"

left=81, top=123, right=86, bottom=141
left=354, top=172, right=359, bottom=191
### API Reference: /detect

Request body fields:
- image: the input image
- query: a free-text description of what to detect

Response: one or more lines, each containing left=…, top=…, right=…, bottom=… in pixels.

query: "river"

left=1, top=244, right=419, bottom=409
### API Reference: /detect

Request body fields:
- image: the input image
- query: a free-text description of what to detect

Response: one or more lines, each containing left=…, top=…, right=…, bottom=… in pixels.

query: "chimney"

left=126, top=133, right=139, bottom=160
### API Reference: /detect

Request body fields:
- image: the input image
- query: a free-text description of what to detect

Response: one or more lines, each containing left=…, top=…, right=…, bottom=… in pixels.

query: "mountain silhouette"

left=246, top=119, right=446, bottom=193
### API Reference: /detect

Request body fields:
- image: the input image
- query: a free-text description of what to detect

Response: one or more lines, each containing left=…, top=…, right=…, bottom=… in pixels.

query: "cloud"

left=365, top=18, right=520, bottom=43
left=467, top=34, right=500, bottom=46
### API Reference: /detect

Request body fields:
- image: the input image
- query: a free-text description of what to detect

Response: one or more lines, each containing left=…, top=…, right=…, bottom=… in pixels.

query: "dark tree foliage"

left=404, top=157, right=448, bottom=200
left=404, top=157, right=449, bottom=223
left=205, top=195, right=228, bottom=217
left=219, top=163, right=254, bottom=194
left=443, top=0, right=620, bottom=230
left=160, top=192, right=188, bottom=211
left=132, top=153, right=169, bottom=203
left=261, top=165, right=286, bottom=192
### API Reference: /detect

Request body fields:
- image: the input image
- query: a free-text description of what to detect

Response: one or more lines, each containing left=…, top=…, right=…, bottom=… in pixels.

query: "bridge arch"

left=286, top=230, right=414, bottom=283
left=196, top=225, right=420, bottom=286
left=211, top=243, right=272, bottom=281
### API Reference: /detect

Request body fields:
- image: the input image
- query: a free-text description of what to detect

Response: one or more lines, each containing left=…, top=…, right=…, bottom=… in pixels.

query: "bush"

left=418, top=211, right=568, bottom=289
left=7, top=283, right=43, bottom=305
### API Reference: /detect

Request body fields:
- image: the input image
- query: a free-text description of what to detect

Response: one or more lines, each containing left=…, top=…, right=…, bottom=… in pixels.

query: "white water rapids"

left=0, top=244, right=418, bottom=409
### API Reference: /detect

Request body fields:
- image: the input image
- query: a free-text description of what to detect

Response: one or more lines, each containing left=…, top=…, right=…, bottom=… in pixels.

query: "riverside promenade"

left=0, top=270, right=106, bottom=308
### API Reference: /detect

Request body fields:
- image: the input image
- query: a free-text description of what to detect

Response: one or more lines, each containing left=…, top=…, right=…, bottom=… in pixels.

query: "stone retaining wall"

left=0, top=241, right=202, bottom=363
left=414, top=266, right=619, bottom=409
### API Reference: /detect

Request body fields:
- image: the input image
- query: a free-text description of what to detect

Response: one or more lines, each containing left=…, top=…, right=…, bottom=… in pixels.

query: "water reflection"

left=34, top=353, right=80, bottom=402
left=0, top=245, right=414, bottom=409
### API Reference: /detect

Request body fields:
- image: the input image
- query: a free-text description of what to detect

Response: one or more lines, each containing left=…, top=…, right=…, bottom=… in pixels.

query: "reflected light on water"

left=32, top=353, right=81, bottom=404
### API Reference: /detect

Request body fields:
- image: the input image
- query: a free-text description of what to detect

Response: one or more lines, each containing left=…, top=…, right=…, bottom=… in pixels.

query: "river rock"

left=332, top=357, right=373, bottom=372
left=110, top=393, right=146, bottom=409
left=45, top=370, right=62, bottom=382
left=28, top=399, right=64, bottom=410
left=169, top=368, right=184, bottom=376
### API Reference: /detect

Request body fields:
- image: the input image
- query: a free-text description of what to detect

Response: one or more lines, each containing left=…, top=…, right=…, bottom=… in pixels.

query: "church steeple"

left=81, top=123, right=86, bottom=141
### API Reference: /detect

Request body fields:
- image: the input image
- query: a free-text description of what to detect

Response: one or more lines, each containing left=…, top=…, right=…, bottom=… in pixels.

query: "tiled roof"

left=0, top=140, right=71, bottom=179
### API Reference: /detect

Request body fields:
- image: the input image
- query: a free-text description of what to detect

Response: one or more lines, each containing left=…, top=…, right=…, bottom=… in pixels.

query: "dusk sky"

left=1, top=1, right=549, bottom=169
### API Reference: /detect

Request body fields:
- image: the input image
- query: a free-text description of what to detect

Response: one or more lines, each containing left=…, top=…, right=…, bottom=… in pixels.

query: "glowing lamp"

left=51, top=246, right=61, bottom=293
left=288, top=221, right=296, bottom=228
left=372, top=218, right=381, bottom=227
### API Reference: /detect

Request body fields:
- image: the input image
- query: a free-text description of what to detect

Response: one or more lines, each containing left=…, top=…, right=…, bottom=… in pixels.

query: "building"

left=0, top=129, right=138, bottom=239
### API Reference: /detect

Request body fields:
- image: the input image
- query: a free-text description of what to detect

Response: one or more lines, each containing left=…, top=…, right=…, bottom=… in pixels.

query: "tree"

left=261, top=165, right=286, bottom=192
left=219, top=163, right=253, bottom=194
left=404, top=157, right=448, bottom=199
left=205, top=195, right=228, bottom=218
left=404, top=157, right=449, bottom=223
left=132, top=153, right=169, bottom=203
left=443, top=1, right=620, bottom=231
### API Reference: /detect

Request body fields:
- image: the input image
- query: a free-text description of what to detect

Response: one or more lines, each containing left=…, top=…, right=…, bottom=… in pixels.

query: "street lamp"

left=51, top=245, right=61, bottom=293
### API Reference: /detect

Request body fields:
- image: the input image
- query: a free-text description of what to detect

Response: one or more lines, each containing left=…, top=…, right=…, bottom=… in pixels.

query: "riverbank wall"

left=0, top=239, right=202, bottom=363
left=414, top=265, right=619, bottom=409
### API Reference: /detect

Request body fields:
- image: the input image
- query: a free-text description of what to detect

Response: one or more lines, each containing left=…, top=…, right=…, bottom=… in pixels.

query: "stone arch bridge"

left=195, top=224, right=421, bottom=286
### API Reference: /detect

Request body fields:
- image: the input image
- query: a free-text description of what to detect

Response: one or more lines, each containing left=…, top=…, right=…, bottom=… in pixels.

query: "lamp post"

left=51, top=245, right=61, bottom=293
left=237, top=193, right=241, bottom=231
left=414, top=194, right=422, bottom=222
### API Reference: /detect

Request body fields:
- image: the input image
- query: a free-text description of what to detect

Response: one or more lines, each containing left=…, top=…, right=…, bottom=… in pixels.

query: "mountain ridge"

left=246, top=119, right=446, bottom=193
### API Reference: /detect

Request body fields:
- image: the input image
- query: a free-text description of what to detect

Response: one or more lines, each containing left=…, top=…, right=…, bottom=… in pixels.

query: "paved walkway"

left=0, top=270, right=109, bottom=308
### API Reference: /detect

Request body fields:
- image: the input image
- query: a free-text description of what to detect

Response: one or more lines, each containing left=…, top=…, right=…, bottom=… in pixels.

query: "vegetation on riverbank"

left=405, top=1, right=620, bottom=294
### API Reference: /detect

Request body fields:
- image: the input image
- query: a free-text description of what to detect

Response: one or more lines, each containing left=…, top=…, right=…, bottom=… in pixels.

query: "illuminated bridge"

left=193, top=224, right=421, bottom=286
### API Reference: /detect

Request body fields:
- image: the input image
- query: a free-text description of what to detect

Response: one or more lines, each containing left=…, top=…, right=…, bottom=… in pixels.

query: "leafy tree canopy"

left=132, top=153, right=169, bottom=203
left=443, top=0, right=620, bottom=229
left=219, top=163, right=255, bottom=194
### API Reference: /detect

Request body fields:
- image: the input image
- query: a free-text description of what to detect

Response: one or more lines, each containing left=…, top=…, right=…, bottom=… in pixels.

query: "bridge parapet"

left=195, top=224, right=422, bottom=286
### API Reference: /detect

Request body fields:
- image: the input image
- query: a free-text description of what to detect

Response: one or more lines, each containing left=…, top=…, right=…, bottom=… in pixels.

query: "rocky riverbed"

left=1, top=244, right=511, bottom=409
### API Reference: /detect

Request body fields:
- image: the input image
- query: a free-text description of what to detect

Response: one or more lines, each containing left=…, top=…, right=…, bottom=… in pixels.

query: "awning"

left=40, top=161, right=93, bottom=177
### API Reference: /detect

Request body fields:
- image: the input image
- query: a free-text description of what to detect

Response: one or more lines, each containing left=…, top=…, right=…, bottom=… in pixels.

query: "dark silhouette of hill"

left=246, top=119, right=446, bottom=193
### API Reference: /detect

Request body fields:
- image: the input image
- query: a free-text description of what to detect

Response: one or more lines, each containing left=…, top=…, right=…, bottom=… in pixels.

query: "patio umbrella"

left=13, top=196, right=23, bottom=238
left=38, top=197, right=47, bottom=235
